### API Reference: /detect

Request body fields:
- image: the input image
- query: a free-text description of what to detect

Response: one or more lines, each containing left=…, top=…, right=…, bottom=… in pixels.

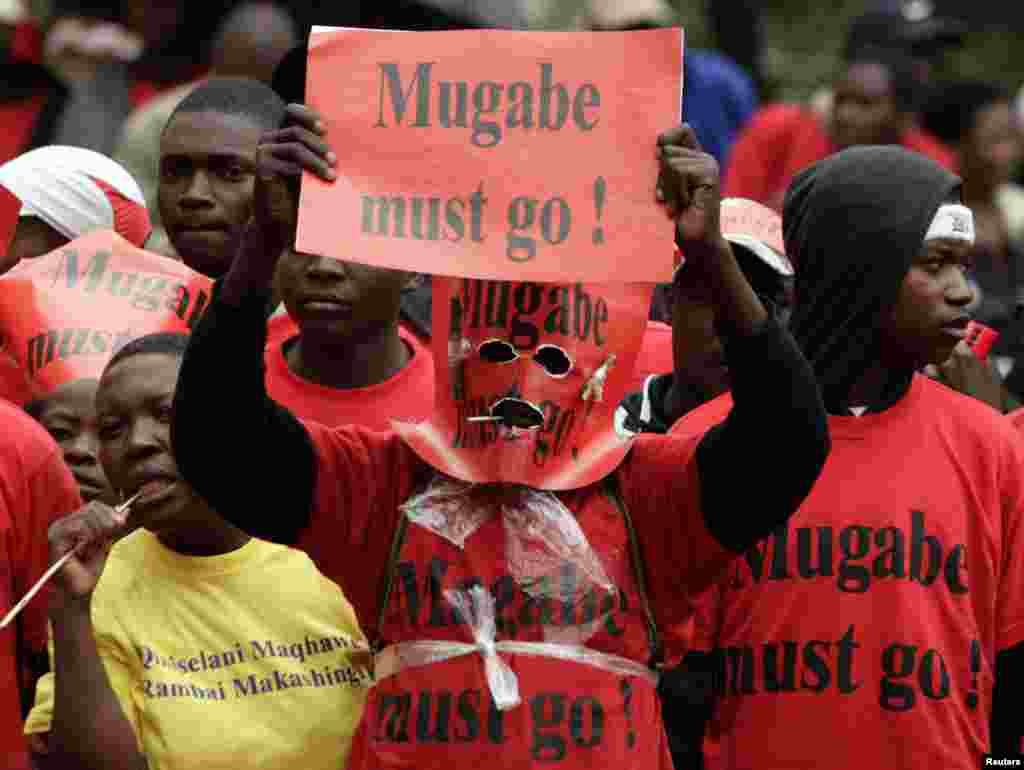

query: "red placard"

left=0, top=230, right=212, bottom=403
left=297, top=27, right=682, bottom=283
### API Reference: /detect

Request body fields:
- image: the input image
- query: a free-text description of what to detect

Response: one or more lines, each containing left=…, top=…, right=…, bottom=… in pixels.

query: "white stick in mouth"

left=0, top=491, right=142, bottom=629
left=466, top=415, right=503, bottom=423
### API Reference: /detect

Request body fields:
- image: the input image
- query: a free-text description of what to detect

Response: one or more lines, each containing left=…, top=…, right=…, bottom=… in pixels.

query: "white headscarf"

left=0, top=145, right=151, bottom=246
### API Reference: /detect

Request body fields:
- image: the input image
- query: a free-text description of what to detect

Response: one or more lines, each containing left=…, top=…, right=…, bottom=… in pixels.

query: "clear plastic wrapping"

left=402, top=477, right=617, bottom=645
left=374, top=581, right=657, bottom=710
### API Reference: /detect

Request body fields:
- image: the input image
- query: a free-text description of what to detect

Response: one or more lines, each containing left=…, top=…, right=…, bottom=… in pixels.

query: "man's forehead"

left=920, top=236, right=972, bottom=256
left=40, top=378, right=101, bottom=414
left=161, top=109, right=264, bottom=157
left=99, top=353, right=178, bottom=397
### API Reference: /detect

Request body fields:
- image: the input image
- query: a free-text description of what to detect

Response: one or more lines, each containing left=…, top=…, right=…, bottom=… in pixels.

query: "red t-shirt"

left=628, top=321, right=673, bottom=395
left=265, top=310, right=298, bottom=350
left=295, top=425, right=730, bottom=770
left=0, top=400, right=81, bottom=770
left=264, top=326, right=435, bottom=429
left=671, top=375, right=1024, bottom=770
left=1008, top=407, right=1024, bottom=433
left=723, top=104, right=957, bottom=211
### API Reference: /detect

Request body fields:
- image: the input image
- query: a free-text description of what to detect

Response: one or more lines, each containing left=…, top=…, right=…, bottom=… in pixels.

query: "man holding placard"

left=167, top=28, right=830, bottom=770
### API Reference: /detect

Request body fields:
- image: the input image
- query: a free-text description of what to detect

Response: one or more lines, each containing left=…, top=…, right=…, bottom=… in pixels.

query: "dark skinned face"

left=276, top=249, right=411, bottom=342
left=831, top=61, right=905, bottom=150
left=880, top=237, right=975, bottom=369
left=962, top=100, right=1021, bottom=191
left=159, top=110, right=263, bottom=278
left=34, top=378, right=117, bottom=505
left=96, top=353, right=205, bottom=535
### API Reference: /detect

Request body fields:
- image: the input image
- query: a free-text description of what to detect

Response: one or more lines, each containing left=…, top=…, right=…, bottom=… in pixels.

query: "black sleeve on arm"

left=659, top=651, right=719, bottom=770
left=171, top=280, right=316, bottom=544
left=991, top=641, right=1024, bottom=754
left=696, top=314, right=830, bottom=552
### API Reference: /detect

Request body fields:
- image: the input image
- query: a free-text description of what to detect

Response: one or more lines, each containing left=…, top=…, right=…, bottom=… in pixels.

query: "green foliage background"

left=518, top=0, right=1024, bottom=103
left=667, top=0, right=1024, bottom=102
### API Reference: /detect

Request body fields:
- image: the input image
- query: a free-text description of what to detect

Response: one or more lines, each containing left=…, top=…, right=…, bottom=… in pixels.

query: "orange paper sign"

left=0, top=230, right=212, bottom=404
left=297, top=27, right=683, bottom=283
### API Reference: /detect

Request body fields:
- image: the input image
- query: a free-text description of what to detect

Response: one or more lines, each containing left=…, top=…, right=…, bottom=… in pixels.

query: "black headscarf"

left=784, top=145, right=960, bottom=409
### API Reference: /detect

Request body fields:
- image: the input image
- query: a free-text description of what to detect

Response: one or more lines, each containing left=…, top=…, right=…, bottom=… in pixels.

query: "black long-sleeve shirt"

left=171, top=281, right=829, bottom=553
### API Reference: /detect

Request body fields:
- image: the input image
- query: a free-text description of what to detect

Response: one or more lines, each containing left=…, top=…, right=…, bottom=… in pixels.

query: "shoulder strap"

left=601, top=473, right=664, bottom=669
left=374, top=510, right=410, bottom=654
left=375, top=462, right=439, bottom=649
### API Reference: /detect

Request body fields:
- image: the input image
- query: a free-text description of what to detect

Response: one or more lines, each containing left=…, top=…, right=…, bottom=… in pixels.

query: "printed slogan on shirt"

left=702, top=509, right=986, bottom=713
left=138, top=632, right=369, bottom=704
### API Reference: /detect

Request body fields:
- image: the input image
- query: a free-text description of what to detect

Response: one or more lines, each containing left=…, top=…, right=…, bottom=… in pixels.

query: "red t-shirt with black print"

left=671, top=375, right=1024, bottom=770
left=293, top=425, right=731, bottom=770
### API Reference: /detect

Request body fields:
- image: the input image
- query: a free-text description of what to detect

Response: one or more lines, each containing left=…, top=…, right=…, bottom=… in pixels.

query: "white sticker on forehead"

left=924, top=204, right=975, bottom=245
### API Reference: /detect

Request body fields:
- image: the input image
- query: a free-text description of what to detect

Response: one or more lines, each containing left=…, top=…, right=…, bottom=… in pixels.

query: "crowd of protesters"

left=0, top=0, right=1023, bottom=769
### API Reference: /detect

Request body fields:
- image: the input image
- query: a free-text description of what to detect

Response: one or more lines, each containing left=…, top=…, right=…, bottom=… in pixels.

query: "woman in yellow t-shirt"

left=33, top=332, right=370, bottom=770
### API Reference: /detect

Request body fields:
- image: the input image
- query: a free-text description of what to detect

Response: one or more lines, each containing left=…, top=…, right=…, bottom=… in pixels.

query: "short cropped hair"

left=104, top=332, right=191, bottom=375
left=166, top=77, right=286, bottom=134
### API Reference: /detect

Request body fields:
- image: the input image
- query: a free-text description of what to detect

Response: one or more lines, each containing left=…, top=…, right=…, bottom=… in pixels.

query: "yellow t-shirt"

left=25, top=530, right=369, bottom=770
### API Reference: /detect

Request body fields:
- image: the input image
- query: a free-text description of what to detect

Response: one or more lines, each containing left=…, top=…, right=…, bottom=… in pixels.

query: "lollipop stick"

left=0, top=491, right=142, bottom=629
left=0, top=551, right=77, bottom=628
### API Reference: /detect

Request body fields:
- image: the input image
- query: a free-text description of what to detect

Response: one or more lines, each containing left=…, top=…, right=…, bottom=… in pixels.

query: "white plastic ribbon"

left=373, top=585, right=657, bottom=711
left=446, top=586, right=521, bottom=709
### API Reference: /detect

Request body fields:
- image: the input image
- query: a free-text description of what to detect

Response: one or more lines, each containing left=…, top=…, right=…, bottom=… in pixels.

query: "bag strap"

left=373, top=510, right=410, bottom=655
left=602, top=473, right=664, bottom=669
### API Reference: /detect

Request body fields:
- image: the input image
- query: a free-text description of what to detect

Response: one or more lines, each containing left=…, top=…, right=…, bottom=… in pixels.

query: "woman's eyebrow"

left=39, top=408, right=82, bottom=422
